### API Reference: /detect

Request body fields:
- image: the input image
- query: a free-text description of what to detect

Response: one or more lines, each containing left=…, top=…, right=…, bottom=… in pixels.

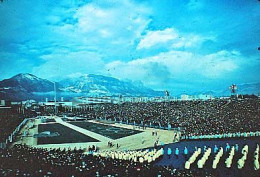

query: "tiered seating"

left=0, top=115, right=24, bottom=143
left=66, top=98, right=260, bottom=138
left=1, top=144, right=217, bottom=177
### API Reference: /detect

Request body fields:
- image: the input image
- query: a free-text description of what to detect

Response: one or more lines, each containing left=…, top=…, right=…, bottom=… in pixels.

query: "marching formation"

left=183, top=144, right=260, bottom=171
left=93, top=148, right=164, bottom=163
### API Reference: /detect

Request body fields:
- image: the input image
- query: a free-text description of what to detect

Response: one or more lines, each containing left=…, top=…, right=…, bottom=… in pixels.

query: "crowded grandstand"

left=0, top=96, right=259, bottom=177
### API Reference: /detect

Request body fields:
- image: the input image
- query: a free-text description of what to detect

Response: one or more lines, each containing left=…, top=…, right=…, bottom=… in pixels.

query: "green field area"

left=69, top=121, right=142, bottom=139
left=38, top=123, right=99, bottom=145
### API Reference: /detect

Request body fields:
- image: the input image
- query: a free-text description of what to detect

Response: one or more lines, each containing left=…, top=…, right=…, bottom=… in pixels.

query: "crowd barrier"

left=181, top=131, right=260, bottom=140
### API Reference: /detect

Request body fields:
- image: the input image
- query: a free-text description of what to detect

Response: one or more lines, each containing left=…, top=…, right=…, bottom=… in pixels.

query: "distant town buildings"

left=1, top=93, right=260, bottom=116
left=181, top=94, right=212, bottom=101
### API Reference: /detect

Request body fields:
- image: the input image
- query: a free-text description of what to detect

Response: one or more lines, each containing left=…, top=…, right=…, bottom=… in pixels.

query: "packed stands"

left=83, top=98, right=259, bottom=137
left=0, top=144, right=218, bottom=177
left=0, top=115, right=24, bottom=142
left=0, top=97, right=259, bottom=176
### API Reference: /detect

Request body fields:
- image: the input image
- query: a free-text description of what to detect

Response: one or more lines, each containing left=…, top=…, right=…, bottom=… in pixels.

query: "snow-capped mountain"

left=0, top=73, right=55, bottom=92
left=0, top=73, right=56, bottom=101
left=0, top=73, right=163, bottom=101
left=59, top=74, right=161, bottom=96
left=0, top=73, right=259, bottom=101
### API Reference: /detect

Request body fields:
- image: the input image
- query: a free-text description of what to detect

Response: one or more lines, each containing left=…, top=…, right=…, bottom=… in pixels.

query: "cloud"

left=105, top=49, right=244, bottom=89
left=1, top=0, right=259, bottom=93
left=32, top=51, right=105, bottom=80
left=0, top=0, right=153, bottom=80
left=199, top=50, right=239, bottom=78
left=53, top=0, right=152, bottom=52
left=137, top=28, right=178, bottom=49
left=29, top=0, right=153, bottom=70
left=171, top=34, right=215, bottom=49
left=137, top=27, right=215, bottom=50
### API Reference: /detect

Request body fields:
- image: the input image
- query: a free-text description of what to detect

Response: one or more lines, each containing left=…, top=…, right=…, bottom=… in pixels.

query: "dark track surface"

left=42, top=119, right=56, bottom=123
left=69, top=121, right=142, bottom=139
left=37, top=123, right=99, bottom=145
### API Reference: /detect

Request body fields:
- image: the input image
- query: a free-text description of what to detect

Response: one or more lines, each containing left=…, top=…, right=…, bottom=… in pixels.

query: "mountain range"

left=0, top=73, right=259, bottom=101
left=0, top=73, right=163, bottom=101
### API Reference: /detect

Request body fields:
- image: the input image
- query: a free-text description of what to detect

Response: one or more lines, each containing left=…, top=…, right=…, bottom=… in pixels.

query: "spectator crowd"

left=0, top=97, right=259, bottom=176
left=0, top=144, right=220, bottom=177
left=0, top=115, right=24, bottom=142
left=83, top=98, right=259, bottom=137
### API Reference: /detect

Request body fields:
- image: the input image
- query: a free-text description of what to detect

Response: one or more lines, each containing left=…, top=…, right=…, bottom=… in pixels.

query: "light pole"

left=54, top=82, right=57, bottom=115
left=51, top=81, right=57, bottom=116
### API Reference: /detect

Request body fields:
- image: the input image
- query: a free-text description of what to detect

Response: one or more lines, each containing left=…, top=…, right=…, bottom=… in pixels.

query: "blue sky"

left=0, top=0, right=259, bottom=92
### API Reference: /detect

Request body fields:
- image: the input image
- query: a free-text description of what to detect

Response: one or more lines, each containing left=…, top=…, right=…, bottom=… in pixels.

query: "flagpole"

left=54, top=81, right=57, bottom=116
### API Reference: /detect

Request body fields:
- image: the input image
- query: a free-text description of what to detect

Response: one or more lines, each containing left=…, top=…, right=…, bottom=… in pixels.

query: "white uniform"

left=185, top=161, right=191, bottom=169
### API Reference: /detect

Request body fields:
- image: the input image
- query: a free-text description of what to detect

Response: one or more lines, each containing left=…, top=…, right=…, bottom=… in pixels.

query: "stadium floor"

left=17, top=117, right=176, bottom=151
left=155, top=137, right=260, bottom=177
left=38, top=123, right=99, bottom=145
left=69, top=121, right=142, bottom=139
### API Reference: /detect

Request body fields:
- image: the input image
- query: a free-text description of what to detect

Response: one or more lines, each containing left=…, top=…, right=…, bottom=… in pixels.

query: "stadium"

left=0, top=95, right=259, bottom=177
left=0, top=0, right=260, bottom=177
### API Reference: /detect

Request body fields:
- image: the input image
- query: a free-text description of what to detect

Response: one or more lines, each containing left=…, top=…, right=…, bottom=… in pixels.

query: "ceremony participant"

left=212, top=148, right=223, bottom=169
left=184, top=146, right=188, bottom=160
left=203, top=146, right=207, bottom=152
left=167, top=147, right=172, bottom=159
left=226, top=143, right=230, bottom=152
left=185, top=161, right=191, bottom=170
left=242, top=145, right=249, bottom=155
left=175, top=147, right=179, bottom=159
left=254, top=155, right=259, bottom=170
left=142, top=136, right=145, bottom=144
left=214, top=145, right=218, bottom=154
left=235, top=144, right=239, bottom=152
left=197, top=158, right=205, bottom=169
left=254, top=144, right=259, bottom=170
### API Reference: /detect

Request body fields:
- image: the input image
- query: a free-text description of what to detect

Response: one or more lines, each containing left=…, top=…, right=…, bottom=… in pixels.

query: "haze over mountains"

left=0, top=73, right=259, bottom=101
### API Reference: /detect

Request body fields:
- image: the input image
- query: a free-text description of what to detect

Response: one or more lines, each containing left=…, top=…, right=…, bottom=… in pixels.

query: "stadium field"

left=37, top=123, right=99, bottom=145
left=69, top=121, right=142, bottom=139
